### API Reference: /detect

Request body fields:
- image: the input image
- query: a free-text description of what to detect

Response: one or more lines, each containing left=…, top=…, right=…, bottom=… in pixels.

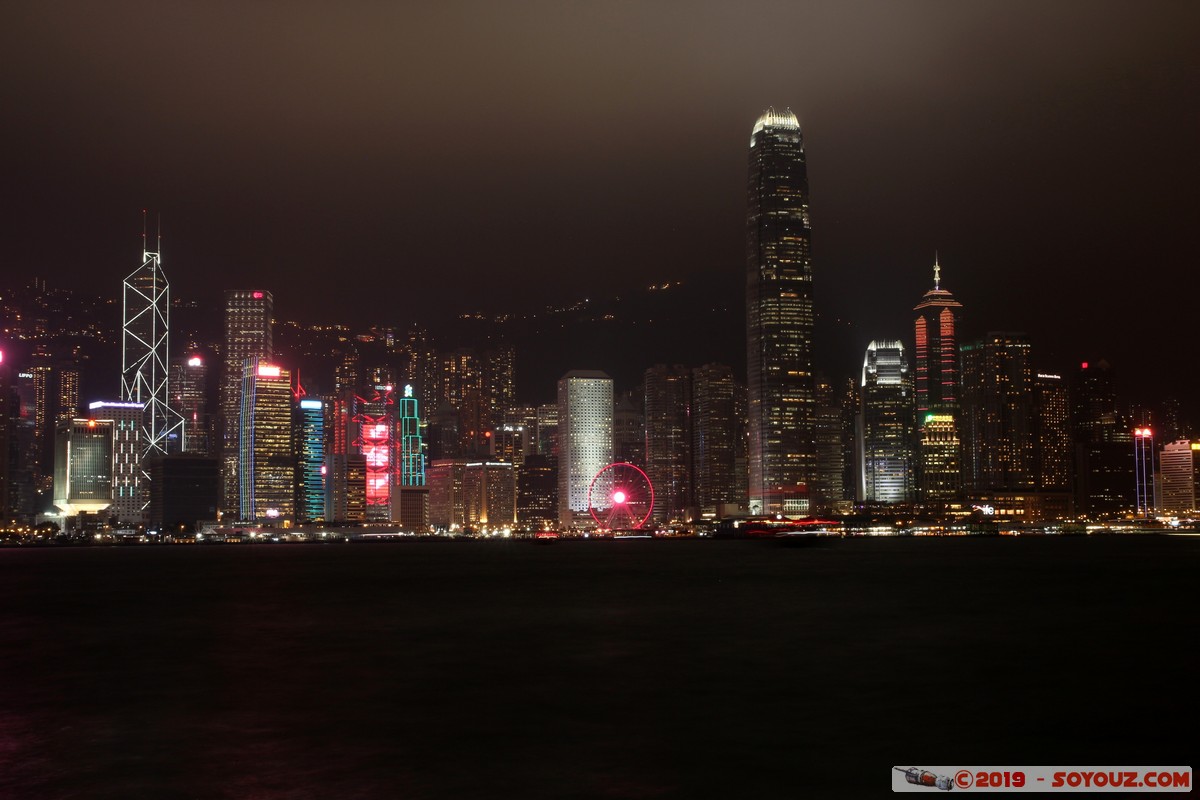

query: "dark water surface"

left=2, top=536, right=1196, bottom=798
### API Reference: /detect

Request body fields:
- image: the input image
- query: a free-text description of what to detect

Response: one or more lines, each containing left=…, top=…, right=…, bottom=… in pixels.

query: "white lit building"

left=557, top=371, right=613, bottom=528
left=1159, top=440, right=1198, bottom=515
left=89, top=401, right=145, bottom=524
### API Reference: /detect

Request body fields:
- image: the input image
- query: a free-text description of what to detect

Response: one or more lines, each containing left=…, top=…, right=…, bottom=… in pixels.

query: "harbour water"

left=1, top=536, right=1196, bottom=798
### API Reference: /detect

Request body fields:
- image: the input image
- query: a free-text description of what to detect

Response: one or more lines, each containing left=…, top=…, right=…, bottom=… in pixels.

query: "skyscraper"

left=395, top=384, right=428, bottom=529
left=913, top=257, right=963, bottom=502
left=746, top=107, right=814, bottom=515
left=812, top=375, right=847, bottom=512
left=88, top=401, right=144, bottom=524
left=1071, top=360, right=1133, bottom=516
left=1033, top=373, right=1071, bottom=491
left=691, top=364, right=737, bottom=515
left=644, top=364, right=692, bottom=522
left=353, top=385, right=395, bottom=522
left=121, top=228, right=184, bottom=459
left=859, top=341, right=914, bottom=504
left=171, top=353, right=210, bottom=456
left=53, top=417, right=114, bottom=520
left=295, top=398, right=325, bottom=523
left=557, top=371, right=613, bottom=528
left=238, top=361, right=293, bottom=523
left=220, top=290, right=273, bottom=518
left=0, top=348, right=11, bottom=519
left=398, top=385, right=425, bottom=488
left=612, top=391, right=645, bottom=468
left=28, top=356, right=81, bottom=493
left=959, top=333, right=1034, bottom=492
left=1159, top=440, right=1198, bottom=515
left=326, top=385, right=396, bottom=523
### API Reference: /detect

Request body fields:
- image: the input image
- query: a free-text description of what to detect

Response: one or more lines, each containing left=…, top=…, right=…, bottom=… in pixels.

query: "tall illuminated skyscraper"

left=326, top=385, right=396, bottom=523
left=238, top=361, right=293, bottom=523
left=1033, top=373, right=1071, bottom=491
left=913, top=257, right=963, bottom=502
left=859, top=341, right=914, bottom=504
left=557, top=371, right=613, bottom=527
left=220, top=290, right=273, bottom=517
left=295, top=398, right=325, bottom=523
left=171, top=353, right=210, bottom=456
left=746, top=107, right=814, bottom=514
left=121, top=228, right=184, bottom=458
left=399, top=385, right=425, bottom=488
left=395, top=384, right=428, bottom=529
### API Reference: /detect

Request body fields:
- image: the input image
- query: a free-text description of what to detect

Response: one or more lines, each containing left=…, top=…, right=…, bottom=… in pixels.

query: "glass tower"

left=238, top=361, right=293, bottom=523
left=859, top=341, right=914, bottom=504
left=296, top=398, right=325, bottom=523
left=121, top=230, right=184, bottom=459
left=221, top=290, right=273, bottom=518
left=746, top=108, right=814, bottom=514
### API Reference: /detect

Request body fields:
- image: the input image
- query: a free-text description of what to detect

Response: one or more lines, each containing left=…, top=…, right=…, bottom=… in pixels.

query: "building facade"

left=220, top=290, right=273, bottom=517
left=746, top=107, right=814, bottom=514
left=1159, top=440, right=1198, bottom=515
left=644, top=365, right=691, bottom=521
left=238, top=361, right=294, bottom=523
left=691, top=363, right=738, bottom=515
left=295, top=398, right=325, bottom=523
left=1033, top=373, right=1071, bottom=491
left=859, top=341, right=914, bottom=504
left=913, top=258, right=963, bottom=503
left=557, top=371, right=613, bottom=527
left=53, top=417, right=114, bottom=520
left=171, top=354, right=210, bottom=456
left=959, top=333, right=1034, bottom=492
left=88, top=401, right=144, bottom=524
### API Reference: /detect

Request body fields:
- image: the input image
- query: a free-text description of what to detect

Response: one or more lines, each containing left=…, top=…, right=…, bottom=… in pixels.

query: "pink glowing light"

left=613, top=490, right=627, bottom=505
left=257, top=365, right=281, bottom=378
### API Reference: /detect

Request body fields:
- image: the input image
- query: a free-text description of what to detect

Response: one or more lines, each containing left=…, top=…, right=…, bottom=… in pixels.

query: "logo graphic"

left=894, top=766, right=955, bottom=790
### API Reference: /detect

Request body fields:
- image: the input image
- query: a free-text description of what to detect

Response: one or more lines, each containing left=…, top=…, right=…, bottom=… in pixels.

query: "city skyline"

left=3, top=2, right=1198, bottom=404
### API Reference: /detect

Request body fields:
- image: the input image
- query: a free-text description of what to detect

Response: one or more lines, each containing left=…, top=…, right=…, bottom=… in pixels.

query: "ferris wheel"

left=587, top=462, right=655, bottom=530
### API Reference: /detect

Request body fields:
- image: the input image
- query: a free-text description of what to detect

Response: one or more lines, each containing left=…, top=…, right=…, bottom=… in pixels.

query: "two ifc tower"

left=747, top=109, right=957, bottom=513
left=121, top=213, right=185, bottom=463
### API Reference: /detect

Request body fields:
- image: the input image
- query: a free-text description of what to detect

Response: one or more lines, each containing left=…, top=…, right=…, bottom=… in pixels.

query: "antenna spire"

left=142, top=209, right=148, bottom=256
left=933, top=251, right=941, bottom=290
left=156, top=212, right=162, bottom=256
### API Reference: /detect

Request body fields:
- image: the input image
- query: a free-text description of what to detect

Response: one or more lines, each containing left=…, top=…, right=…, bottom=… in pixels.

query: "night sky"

left=3, top=1, right=1198, bottom=402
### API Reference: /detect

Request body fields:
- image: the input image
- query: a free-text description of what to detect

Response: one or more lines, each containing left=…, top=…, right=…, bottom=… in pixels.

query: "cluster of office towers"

left=4, top=109, right=1197, bottom=531
left=747, top=108, right=1196, bottom=519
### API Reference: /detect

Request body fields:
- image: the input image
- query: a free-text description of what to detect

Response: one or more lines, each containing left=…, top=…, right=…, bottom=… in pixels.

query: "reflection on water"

left=1, top=537, right=1196, bottom=798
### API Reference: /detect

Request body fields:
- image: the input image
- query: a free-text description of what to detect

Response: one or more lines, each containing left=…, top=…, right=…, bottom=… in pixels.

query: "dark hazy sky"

left=3, top=1, right=1198, bottom=399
